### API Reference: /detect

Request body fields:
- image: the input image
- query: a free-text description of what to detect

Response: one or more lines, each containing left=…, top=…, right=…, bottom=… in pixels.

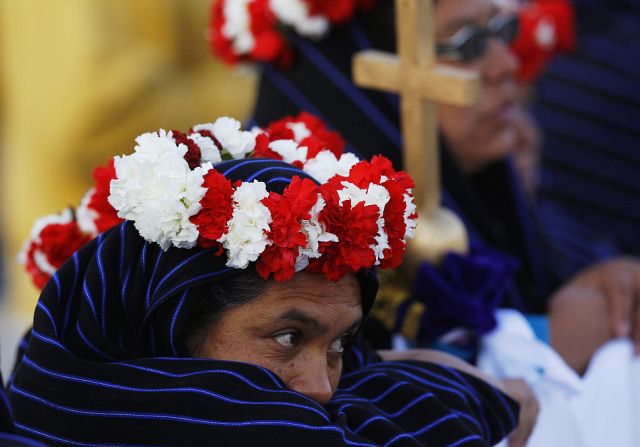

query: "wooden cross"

left=352, top=0, right=481, bottom=263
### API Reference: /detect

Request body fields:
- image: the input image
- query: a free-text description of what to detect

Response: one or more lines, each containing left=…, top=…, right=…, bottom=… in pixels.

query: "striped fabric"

left=9, top=159, right=517, bottom=446
left=534, top=1, right=640, bottom=254
left=1, top=369, right=46, bottom=446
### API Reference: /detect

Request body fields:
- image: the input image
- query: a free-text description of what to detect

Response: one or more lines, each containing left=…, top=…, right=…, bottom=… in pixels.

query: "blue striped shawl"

left=8, top=159, right=517, bottom=446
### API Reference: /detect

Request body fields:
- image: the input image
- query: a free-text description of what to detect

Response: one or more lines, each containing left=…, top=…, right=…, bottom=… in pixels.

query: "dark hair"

left=180, top=265, right=267, bottom=355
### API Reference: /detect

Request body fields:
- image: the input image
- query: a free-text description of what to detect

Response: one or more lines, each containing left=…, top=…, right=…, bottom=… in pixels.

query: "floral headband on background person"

left=210, top=0, right=376, bottom=66
left=19, top=112, right=417, bottom=289
left=209, top=0, right=575, bottom=83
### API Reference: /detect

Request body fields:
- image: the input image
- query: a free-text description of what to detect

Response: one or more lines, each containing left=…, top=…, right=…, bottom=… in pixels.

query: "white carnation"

left=76, top=188, right=98, bottom=235
left=403, top=192, right=417, bottom=239
left=338, top=181, right=390, bottom=264
left=193, top=117, right=255, bottom=159
left=188, top=132, right=222, bottom=164
left=108, top=130, right=210, bottom=251
left=222, top=0, right=255, bottom=54
left=295, top=194, right=338, bottom=271
left=270, top=0, right=329, bottom=37
left=268, top=139, right=308, bottom=164
left=303, top=151, right=359, bottom=183
left=286, top=121, right=311, bottom=142
left=219, top=181, right=272, bottom=268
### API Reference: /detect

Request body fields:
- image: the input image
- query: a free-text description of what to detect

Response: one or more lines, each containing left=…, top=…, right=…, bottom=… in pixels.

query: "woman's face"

left=197, top=271, right=362, bottom=404
left=435, top=0, right=520, bottom=173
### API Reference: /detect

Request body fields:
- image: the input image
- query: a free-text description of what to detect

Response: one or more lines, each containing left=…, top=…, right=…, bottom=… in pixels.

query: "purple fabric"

left=402, top=242, right=518, bottom=343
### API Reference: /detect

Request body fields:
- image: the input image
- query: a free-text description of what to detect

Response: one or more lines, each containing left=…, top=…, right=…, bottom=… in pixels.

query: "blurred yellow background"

left=0, top=0, right=256, bottom=315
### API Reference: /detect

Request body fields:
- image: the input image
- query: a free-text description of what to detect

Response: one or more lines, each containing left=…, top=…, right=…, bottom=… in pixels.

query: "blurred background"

left=0, top=0, right=256, bottom=377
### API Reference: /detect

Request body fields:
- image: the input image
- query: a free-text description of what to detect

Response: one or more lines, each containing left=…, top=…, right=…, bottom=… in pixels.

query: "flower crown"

left=20, top=112, right=417, bottom=288
left=210, top=0, right=375, bottom=66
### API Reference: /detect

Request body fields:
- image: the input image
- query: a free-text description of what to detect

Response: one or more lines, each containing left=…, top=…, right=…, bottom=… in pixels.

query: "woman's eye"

left=274, top=332, right=300, bottom=348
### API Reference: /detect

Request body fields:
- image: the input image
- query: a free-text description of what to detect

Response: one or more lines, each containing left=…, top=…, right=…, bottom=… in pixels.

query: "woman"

left=9, top=118, right=519, bottom=446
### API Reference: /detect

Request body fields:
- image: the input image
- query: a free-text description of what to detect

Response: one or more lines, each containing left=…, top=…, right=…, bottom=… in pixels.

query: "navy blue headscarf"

left=9, top=159, right=517, bottom=446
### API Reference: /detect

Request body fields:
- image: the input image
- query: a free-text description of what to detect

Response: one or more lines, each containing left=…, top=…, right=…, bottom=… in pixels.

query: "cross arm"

left=352, top=50, right=480, bottom=106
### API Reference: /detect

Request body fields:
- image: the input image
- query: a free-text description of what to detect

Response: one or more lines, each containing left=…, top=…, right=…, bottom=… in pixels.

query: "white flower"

left=270, top=0, right=329, bottom=37
left=193, top=117, right=255, bottom=159
left=535, top=18, right=556, bottom=49
left=268, top=139, right=308, bottom=164
left=295, top=194, right=338, bottom=271
left=403, top=192, right=417, bottom=239
left=338, top=181, right=390, bottom=264
left=286, top=121, right=311, bottom=142
left=222, top=0, right=255, bottom=54
left=303, top=150, right=359, bottom=184
left=188, top=132, right=222, bottom=164
left=76, top=188, right=98, bottom=235
left=219, top=181, right=272, bottom=268
left=108, top=130, right=210, bottom=250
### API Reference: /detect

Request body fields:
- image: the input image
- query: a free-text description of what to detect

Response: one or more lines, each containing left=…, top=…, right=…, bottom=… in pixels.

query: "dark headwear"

left=9, top=159, right=517, bottom=446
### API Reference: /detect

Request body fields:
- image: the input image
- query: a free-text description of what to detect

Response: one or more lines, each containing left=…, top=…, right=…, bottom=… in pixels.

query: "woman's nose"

left=288, top=357, right=334, bottom=405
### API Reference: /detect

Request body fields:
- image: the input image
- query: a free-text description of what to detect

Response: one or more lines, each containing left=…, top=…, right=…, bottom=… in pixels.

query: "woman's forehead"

left=265, top=272, right=361, bottom=306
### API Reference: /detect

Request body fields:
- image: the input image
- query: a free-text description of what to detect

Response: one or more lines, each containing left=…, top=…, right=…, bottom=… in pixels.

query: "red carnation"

left=24, top=220, right=93, bottom=290
left=252, top=132, right=281, bottom=159
left=307, top=183, right=379, bottom=280
left=256, top=177, right=319, bottom=281
left=22, top=242, right=52, bottom=290
left=249, top=0, right=290, bottom=64
left=172, top=130, right=202, bottom=169
left=88, top=160, right=123, bottom=233
left=378, top=179, right=407, bottom=269
left=326, top=158, right=383, bottom=192
left=209, top=0, right=242, bottom=65
left=265, top=112, right=345, bottom=159
left=191, top=169, right=235, bottom=251
left=305, top=0, right=356, bottom=24
left=265, top=115, right=297, bottom=141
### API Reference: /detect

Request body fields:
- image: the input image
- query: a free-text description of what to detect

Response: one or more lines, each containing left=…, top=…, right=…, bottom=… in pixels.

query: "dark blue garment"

left=2, top=365, right=47, bottom=446
left=9, top=159, right=518, bottom=446
left=534, top=2, right=640, bottom=254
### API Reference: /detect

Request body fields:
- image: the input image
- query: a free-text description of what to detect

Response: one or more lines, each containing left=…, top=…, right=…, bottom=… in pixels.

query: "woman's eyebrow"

left=275, top=309, right=362, bottom=335
left=276, top=309, right=328, bottom=334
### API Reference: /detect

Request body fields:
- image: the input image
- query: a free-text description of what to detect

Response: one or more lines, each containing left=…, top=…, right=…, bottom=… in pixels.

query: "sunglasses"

left=436, top=14, right=520, bottom=63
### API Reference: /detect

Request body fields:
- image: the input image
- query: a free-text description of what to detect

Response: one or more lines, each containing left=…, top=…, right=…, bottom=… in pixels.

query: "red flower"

left=305, top=0, right=356, bottom=24
left=172, top=130, right=202, bottom=169
left=210, top=0, right=377, bottom=66
left=252, top=132, right=281, bottom=159
left=88, top=160, right=122, bottom=233
left=307, top=183, right=379, bottom=280
left=265, top=112, right=345, bottom=159
left=210, top=0, right=242, bottom=65
left=256, top=176, right=319, bottom=280
left=22, top=241, right=51, bottom=290
left=190, top=169, right=235, bottom=251
left=24, top=220, right=93, bottom=289
left=370, top=155, right=415, bottom=267
left=249, top=0, right=289, bottom=63
left=510, top=0, right=576, bottom=83
left=378, top=179, right=407, bottom=269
